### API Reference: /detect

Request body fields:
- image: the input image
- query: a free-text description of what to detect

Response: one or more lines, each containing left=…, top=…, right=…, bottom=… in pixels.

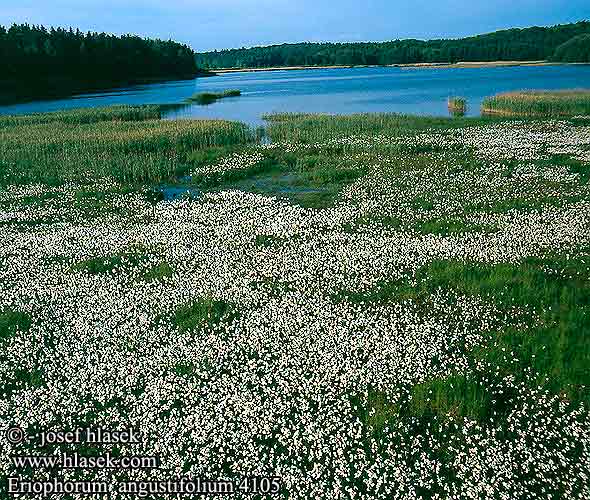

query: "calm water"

left=1, top=65, right=589, bottom=124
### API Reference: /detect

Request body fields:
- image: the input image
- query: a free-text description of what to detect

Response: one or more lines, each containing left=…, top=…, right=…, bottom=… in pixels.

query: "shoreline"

left=0, top=71, right=213, bottom=107
left=212, top=60, right=587, bottom=73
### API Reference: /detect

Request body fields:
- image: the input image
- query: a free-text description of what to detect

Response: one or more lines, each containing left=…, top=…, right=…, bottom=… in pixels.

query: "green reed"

left=0, top=106, right=254, bottom=185
left=447, top=96, right=467, bottom=117
left=482, top=90, right=590, bottom=117
left=264, top=112, right=498, bottom=143
left=0, top=105, right=165, bottom=129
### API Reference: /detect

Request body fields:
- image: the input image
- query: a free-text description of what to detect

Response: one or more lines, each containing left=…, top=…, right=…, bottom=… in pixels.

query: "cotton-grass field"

left=1, top=107, right=589, bottom=498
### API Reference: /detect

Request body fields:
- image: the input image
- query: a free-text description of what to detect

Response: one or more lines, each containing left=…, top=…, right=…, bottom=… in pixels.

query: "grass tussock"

left=186, top=89, right=241, bottom=105
left=1, top=368, right=44, bottom=397
left=173, top=297, right=234, bottom=333
left=142, top=261, right=174, bottom=282
left=70, top=247, right=151, bottom=275
left=482, top=89, right=590, bottom=117
left=0, top=309, right=32, bottom=340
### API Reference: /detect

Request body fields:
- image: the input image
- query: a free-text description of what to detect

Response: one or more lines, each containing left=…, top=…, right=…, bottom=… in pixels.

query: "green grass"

left=173, top=362, right=199, bottom=377
left=70, top=248, right=152, bottom=275
left=264, top=112, right=500, bottom=143
left=0, top=105, right=165, bottom=129
left=0, top=185, right=169, bottom=224
left=332, top=279, right=420, bottom=305
left=351, top=388, right=399, bottom=436
left=406, top=372, right=518, bottom=423
left=0, top=309, right=32, bottom=341
left=348, top=253, right=590, bottom=443
left=191, top=155, right=276, bottom=188
left=186, top=89, right=242, bottom=105
left=190, top=148, right=367, bottom=208
left=172, top=359, right=213, bottom=378
left=254, top=234, right=288, bottom=248
left=543, top=154, right=590, bottom=184
left=355, top=372, right=516, bottom=465
left=408, top=375, right=490, bottom=421
left=413, top=219, right=499, bottom=235
left=355, top=375, right=502, bottom=435
left=0, top=368, right=44, bottom=397
left=467, top=193, right=585, bottom=214
left=450, top=256, right=590, bottom=405
left=482, top=90, right=590, bottom=117
left=142, top=261, right=174, bottom=282
left=173, top=297, right=234, bottom=333
left=343, top=215, right=404, bottom=233
left=0, top=106, right=254, bottom=185
left=340, top=255, right=590, bottom=410
left=262, top=112, right=327, bottom=122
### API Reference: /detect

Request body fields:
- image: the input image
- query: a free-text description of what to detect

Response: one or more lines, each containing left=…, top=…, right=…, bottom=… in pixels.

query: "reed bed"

left=262, top=112, right=328, bottom=122
left=0, top=107, right=254, bottom=185
left=264, top=112, right=494, bottom=143
left=186, top=89, right=242, bottom=105
left=0, top=105, right=165, bottom=129
left=482, top=90, right=590, bottom=117
left=448, top=96, right=467, bottom=116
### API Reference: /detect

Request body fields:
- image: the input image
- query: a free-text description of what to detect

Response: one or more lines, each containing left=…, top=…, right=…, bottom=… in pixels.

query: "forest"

left=196, top=21, right=590, bottom=68
left=0, top=24, right=202, bottom=104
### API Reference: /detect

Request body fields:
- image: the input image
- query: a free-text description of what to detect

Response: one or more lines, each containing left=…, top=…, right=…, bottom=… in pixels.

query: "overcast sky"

left=1, top=0, right=588, bottom=52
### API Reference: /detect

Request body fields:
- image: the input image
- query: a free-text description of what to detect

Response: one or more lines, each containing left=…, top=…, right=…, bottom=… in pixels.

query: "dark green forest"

left=0, top=24, right=202, bottom=104
left=196, top=21, right=590, bottom=68
left=553, top=34, right=590, bottom=62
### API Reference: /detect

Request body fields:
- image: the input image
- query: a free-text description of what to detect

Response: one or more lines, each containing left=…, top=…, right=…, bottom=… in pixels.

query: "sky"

left=1, top=0, right=589, bottom=52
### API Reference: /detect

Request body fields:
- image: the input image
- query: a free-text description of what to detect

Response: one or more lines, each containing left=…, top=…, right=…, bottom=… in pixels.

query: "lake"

left=1, top=65, right=589, bottom=124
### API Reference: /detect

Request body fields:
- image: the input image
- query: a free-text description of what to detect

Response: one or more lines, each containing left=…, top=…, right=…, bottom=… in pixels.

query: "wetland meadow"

left=1, top=91, right=590, bottom=497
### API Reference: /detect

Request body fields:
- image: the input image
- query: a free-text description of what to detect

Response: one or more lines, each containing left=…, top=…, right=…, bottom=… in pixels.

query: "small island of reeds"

left=447, top=96, right=467, bottom=116
left=186, top=89, right=242, bottom=105
left=482, top=89, right=590, bottom=117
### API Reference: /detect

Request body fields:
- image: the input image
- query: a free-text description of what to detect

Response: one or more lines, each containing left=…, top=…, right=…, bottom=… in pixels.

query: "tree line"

left=0, top=24, right=201, bottom=103
left=196, top=21, right=590, bottom=68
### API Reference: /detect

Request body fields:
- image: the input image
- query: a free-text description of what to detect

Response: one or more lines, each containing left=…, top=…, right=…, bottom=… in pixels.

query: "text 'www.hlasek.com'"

left=4, top=426, right=282, bottom=497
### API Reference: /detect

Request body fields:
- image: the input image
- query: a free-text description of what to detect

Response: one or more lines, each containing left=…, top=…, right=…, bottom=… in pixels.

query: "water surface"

left=1, top=65, right=589, bottom=124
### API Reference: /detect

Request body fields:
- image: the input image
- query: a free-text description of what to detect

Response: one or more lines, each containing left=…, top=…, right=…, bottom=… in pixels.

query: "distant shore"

left=212, top=60, right=587, bottom=73
left=396, top=60, right=552, bottom=69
